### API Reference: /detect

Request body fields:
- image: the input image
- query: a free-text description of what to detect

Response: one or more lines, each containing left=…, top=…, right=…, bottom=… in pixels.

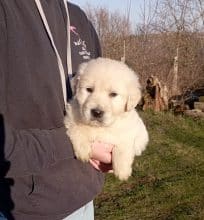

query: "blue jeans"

left=0, top=213, right=7, bottom=220
left=63, top=201, right=94, bottom=220
left=0, top=202, right=93, bottom=220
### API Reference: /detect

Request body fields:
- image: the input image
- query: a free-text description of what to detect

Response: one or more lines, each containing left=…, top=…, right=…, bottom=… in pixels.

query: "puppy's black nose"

left=91, top=108, right=104, bottom=118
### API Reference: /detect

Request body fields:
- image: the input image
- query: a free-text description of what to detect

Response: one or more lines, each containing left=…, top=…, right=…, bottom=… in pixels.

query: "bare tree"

left=137, top=0, right=203, bottom=95
left=84, top=0, right=204, bottom=96
left=84, top=4, right=132, bottom=60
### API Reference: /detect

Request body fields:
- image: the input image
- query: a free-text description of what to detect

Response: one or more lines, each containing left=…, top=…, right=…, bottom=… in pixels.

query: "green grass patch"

left=95, top=111, right=204, bottom=220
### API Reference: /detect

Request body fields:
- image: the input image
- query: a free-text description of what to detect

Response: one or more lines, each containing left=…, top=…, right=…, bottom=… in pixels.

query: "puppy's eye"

left=109, top=92, right=118, bottom=97
left=86, top=87, right=93, bottom=93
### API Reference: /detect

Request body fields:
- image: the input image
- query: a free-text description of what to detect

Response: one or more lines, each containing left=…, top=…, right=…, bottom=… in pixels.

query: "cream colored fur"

left=64, top=58, right=149, bottom=180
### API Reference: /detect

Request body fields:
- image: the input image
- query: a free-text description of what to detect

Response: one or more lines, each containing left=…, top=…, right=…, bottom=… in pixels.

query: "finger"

left=89, top=159, right=101, bottom=170
left=89, top=159, right=113, bottom=173
left=91, top=152, right=112, bottom=164
left=98, top=162, right=113, bottom=173
left=108, top=170, right=114, bottom=173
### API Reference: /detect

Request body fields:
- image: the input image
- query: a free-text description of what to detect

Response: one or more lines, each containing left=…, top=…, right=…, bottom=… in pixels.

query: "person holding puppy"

left=0, top=1, right=112, bottom=219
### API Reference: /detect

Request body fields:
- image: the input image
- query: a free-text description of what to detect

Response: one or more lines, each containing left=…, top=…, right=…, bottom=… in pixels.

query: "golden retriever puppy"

left=64, top=58, right=149, bottom=180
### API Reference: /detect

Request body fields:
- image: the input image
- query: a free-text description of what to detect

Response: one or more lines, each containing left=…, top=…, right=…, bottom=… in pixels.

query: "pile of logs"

left=142, top=75, right=204, bottom=118
left=142, top=76, right=169, bottom=112
left=184, top=98, right=204, bottom=118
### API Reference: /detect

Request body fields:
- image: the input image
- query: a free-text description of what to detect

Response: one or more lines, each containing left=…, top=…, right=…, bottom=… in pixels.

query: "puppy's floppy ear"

left=70, top=74, right=80, bottom=96
left=71, top=62, right=89, bottom=95
left=125, top=88, right=142, bottom=111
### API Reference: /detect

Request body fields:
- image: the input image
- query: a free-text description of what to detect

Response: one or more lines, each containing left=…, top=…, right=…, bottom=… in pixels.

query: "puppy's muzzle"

left=91, top=108, right=104, bottom=119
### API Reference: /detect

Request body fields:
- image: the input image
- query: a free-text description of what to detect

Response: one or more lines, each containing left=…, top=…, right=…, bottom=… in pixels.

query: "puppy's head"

left=73, top=58, right=141, bottom=126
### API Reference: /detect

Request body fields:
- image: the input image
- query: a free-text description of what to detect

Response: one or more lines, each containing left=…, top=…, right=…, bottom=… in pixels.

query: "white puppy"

left=64, top=58, right=149, bottom=180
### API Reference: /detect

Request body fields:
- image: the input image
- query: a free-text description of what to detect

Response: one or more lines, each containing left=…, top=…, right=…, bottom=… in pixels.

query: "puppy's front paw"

left=114, top=165, right=132, bottom=181
left=135, top=148, right=142, bottom=156
left=112, top=147, right=134, bottom=181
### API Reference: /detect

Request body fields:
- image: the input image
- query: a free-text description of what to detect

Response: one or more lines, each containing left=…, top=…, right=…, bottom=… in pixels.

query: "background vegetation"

left=85, top=0, right=204, bottom=96
left=95, top=111, right=204, bottom=219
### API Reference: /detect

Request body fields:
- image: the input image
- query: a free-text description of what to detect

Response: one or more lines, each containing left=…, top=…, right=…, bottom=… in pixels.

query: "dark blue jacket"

left=0, top=1, right=103, bottom=219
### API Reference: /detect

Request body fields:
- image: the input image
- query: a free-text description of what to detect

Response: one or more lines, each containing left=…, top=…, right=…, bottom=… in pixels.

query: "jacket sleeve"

left=3, top=122, right=74, bottom=177
left=0, top=4, right=74, bottom=178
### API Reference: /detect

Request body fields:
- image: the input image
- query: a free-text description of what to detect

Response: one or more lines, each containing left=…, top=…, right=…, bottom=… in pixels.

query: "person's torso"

left=1, top=0, right=100, bottom=130
left=0, top=1, right=103, bottom=219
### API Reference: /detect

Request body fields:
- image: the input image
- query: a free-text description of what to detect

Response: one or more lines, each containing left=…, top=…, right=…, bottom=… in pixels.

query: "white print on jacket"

left=70, top=26, right=91, bottom=60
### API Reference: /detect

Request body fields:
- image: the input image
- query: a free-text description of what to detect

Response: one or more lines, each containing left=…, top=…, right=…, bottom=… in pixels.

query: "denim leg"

left=0, top=213, right=7, bottom=220
left=63, top=201, right=94, bottom=220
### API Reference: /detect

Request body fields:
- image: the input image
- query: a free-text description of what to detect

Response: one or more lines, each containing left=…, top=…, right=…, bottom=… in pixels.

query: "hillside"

left=95, top=111, right=204, bottom=220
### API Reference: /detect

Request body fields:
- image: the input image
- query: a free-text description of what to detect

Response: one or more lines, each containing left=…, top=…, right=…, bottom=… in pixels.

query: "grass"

left=94, top=111, right=204, bottom=220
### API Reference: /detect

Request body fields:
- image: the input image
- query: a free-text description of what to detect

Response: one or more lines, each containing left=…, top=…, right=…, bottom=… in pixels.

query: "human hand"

left=89, top=159, right=113, bottom=173
left=89, top=141, right=113, bottom=173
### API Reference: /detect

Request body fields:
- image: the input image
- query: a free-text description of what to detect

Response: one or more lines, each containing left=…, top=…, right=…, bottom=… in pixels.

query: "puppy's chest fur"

left=64, top=101, right=148, bottom=180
